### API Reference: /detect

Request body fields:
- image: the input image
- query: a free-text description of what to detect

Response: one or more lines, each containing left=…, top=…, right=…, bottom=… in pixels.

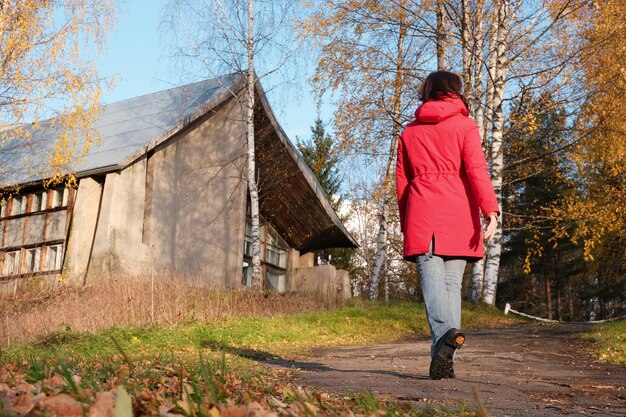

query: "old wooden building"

left=0, top=73, right=356, bottom=294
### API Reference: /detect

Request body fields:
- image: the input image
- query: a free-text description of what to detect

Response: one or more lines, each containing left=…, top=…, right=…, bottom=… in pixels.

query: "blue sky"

left=96, top=0, right=328, bottom=142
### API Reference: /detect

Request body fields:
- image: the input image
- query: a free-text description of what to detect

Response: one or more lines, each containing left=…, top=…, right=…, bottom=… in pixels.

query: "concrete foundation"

left=291, top=264, right=352, bottom=300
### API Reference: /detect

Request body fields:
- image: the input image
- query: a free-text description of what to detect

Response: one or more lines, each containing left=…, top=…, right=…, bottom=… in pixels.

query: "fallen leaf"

left=15, top=382, right=38, bottom=395
left=40, top=394, right=83, bottom=417
left=115, top=386, right=133, bottom=417
left=78, top=388, right=94, bottom=399
left=303, top=401, right=319, bottom=414
left=268, top=395, right=287, bottom=408
left=88, top=391, right=116, bottom=417
left=45, top=374, right=67, bottom=387
left=6, top=392, right=45, bottom=415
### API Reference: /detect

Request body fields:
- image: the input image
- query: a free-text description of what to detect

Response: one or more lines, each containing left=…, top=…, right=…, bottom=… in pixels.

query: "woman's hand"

left=484, top=212, right=499, bottom=241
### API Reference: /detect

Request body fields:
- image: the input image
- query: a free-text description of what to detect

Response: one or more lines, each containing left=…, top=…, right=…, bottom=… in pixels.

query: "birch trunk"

left=370, top=201, right=387, bottom=300
left=481, top=0, right=507, bottom=306
left=469, top=0, right=487, bottom=303
left=436, top=0, right=447, bottom=70
left=246, top=0, right=262, bottom=289
left=461, top=0, right=473, bottom=111
left=483, top=3, right=498, bottom=154
left=369, top=8, right=407, bottom=300
left=384, top=253, right=389, bottom=303
left=472, top=0, right=486, bottom=132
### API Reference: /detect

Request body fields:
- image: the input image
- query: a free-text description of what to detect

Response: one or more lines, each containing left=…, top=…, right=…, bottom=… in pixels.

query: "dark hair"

left=419, top=71, right=469, bottom=110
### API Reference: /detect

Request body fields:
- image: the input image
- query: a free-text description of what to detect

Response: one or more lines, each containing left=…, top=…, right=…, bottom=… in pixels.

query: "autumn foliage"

left=0, top=0, right=115, bottom=186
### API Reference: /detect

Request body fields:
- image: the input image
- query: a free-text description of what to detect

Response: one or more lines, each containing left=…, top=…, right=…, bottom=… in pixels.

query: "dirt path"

left=265, top=325, right=625, bottom=417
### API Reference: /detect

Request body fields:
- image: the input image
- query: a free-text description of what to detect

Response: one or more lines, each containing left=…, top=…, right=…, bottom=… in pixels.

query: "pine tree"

left=298, top=118, right=342, bottom=212
left=298, top=118, right=354, bottom=271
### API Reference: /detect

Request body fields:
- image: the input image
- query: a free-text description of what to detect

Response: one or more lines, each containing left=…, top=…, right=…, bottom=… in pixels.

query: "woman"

left=396, top=71, right=499, bottom=380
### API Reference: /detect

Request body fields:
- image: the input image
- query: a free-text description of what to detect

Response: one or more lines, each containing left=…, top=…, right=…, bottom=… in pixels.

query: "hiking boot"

left=429, top=328, right=465, bottom=380
left=447, top=361, right=456, bottom=378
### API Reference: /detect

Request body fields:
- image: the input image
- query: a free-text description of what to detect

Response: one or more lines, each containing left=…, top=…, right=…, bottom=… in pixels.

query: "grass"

left=0, top=294, right=524, bottom=416
left=586, top=319, right=626, bottom=365
left=2, top=300, right=522, bottom=362
left=0, top=276, right=343, bottom=348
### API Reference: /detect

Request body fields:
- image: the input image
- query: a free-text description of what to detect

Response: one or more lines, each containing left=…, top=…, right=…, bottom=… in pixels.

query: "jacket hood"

left=414, top=95, right=468, bottom=123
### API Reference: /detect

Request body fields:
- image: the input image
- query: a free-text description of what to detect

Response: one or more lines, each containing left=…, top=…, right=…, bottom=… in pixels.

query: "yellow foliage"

left=562, top=0, right=626, bottom=261
left=0, top=0, right=115, bottom=186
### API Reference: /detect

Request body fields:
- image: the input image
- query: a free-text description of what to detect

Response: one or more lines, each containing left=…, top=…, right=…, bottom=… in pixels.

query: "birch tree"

left=164, top=0, right=299, bottom=289
left=481, top=0, right=508, bottom=305
left=0, top=0, right=115, bottom=187
left=436, top=0, right=448, bottom=70
left=369, top=3, right=410, bottom=300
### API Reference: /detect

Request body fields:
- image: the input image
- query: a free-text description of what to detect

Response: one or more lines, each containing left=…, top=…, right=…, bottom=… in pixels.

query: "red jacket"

left=396, top=95, right=499, bottom=262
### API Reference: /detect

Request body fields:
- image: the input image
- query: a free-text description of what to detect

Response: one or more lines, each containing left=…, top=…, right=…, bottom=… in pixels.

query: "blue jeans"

left=416, top=252, right=467, bottom=358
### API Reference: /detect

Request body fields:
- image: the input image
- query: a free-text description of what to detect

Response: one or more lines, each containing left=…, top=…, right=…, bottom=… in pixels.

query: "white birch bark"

left=461, top=0, right=473, bottom=111
left=246, top=0, right=262, bottom=289
left=370, top=201, right=387, bottom=300
left=369, top=8, right=407, bottom=300
left=472, top=0, right=485, bottom=129
left=482, top=0, right=508, bottom=306
left=384, top=256, right=389, bottom=303
left=436, top=0, right=448, bottom=70
left=483, top=2, right=499, bottom=154
left=470, top=0, right=487, bottom=303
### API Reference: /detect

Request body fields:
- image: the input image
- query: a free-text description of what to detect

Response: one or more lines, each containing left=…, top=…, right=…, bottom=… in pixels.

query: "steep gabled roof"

left=253, top=83, right=358, bottom=250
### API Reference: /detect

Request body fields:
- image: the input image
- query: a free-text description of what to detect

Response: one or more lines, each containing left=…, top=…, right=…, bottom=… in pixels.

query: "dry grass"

left=0, top=275, right=343, bottom=348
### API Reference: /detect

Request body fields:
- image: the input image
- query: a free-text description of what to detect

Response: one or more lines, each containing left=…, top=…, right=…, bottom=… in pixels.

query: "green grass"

left=0, top=300, right=522, bottom=416
left=2, top=300, right=522, bottom=362
left=586, top=319, right=626, bottom=365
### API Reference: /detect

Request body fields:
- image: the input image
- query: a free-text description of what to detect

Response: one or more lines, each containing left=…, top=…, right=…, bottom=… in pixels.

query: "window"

left=51, top=189, right=65, bottom=208
left=24, top=248, right=41, bottom=274
left=2, top=251, right=21, bottom=276
left=242, top=218, right=288, bottom=290
left=244, top=222, right=265, bottom=257
left=242, top=261, right=252, bottom=287
left=49, top=188, right=68, bottom=209
left=0, top=200, right=5, bottom=218
left=265, top=267, right=286, bottom=292
left=10, top=196, right=26, bottom=216
left=266, top=232, right=287, bottom=268
left=31, top=192, right=44, bottom=212
left=45, top=244, right=64, bottom=271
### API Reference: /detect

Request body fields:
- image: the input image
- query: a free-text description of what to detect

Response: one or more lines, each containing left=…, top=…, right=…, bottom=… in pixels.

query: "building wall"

left=86, top=159, right=148, bottom=281
left=86, top=98, right=248, bottom=288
